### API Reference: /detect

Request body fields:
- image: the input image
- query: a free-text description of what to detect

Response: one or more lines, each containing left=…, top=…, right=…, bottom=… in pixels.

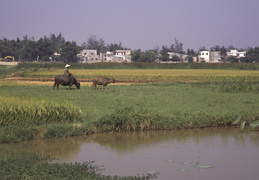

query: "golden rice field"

left=11, top=69, right=259, bottom=83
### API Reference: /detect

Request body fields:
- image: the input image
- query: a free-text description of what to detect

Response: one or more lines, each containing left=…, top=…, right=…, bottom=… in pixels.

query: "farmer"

left=64, top=64, right=71, bottom=77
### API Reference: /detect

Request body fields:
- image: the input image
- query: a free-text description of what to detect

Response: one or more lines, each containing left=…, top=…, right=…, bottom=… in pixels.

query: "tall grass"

left=0, top=95, right=83, bottom=126
left=92, top=105, right=258, bottom=132
left=0, top=94, right=90, bottom=143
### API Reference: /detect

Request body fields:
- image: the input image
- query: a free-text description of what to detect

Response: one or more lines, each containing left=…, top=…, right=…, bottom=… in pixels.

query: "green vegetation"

left=0, top=152, right=153, bottom=180
left=0, top=63, right=258, bottom=143
left=16, top=61, right=259, bottom=70
left=0, top=65, right=17, bottom=78
left=0, top=96, right=83, bottom=126
left=1, top=80, right=258, bottom=143
left=2, top=35, right=259, bottom=63
left=0, top=63, right=259, bottom=179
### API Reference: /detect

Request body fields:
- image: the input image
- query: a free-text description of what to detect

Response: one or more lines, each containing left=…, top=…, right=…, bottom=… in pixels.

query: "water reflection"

left=2, top=127, right=259, bottom=179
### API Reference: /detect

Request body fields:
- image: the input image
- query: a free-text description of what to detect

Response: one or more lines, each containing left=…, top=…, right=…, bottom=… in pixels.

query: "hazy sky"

left=1, top=0, right=259, bottom=51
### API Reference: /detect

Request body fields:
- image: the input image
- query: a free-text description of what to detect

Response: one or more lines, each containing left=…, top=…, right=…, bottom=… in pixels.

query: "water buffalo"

left=92, top=76, right=115, bottom=89
left=53, top=75, right=80, bottom=90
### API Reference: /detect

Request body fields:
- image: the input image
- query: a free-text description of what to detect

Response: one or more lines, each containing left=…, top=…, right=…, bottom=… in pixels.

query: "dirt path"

left=0, top=62, right=18, bottom=66
left=3, top=77, right=166, bottom=83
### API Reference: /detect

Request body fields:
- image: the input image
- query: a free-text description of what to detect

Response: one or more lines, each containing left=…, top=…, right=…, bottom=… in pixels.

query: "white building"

left=226, top=49, right=246, bottom=58
left=198, top=51, right=221, bottom=62
left=77, top=49, right=132, bottom=63
left=210, top=51, right=221, bottom=62
left=114, top=50, right=132, bottom=62
left=100, top=51, right=116, bottom=62
left=199, top=51, right=210, bottom=62
left=78, top=49, right=100, bottom=63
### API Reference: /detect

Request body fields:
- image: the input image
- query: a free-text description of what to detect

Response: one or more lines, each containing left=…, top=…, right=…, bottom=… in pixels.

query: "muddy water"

left=2, top=127, right=259, bottom=180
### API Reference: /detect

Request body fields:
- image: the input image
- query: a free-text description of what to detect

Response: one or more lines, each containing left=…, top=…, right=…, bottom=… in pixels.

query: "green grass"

left=0, top=82, right=256, bottom=120
left=0, top=95, right=83, bottom=126
left=0, top=65, right=17, bottom=78
left=0, top=81, right=258, bottom=141
left=0, top=64, right=259, bottom=142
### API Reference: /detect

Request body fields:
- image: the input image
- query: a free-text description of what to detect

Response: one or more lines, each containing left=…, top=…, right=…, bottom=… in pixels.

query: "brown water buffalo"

left=92, top=76, right=115, bottom=89
left=53, top=75, right=80, bottom=90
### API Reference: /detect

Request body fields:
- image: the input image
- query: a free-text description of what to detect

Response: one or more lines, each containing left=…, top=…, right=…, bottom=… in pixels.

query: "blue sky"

left=1, top=0, right=259, bottom=51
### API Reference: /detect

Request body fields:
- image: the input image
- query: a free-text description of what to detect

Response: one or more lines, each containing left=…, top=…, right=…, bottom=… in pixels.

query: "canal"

left=2, top=127, right=259, bottom=179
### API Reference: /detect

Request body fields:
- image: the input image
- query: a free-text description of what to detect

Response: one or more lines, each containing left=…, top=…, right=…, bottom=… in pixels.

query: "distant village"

left=1, top=48, right=247, bottom=64
left=0, top=34, right=250, bottom=63
left=74, top=49, right=246, bottom=63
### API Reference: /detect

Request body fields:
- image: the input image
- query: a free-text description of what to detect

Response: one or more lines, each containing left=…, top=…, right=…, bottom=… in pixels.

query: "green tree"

left=23, top=41, right=39, bottom=61
left=187, top=48, right=195, bottom=56
left=210, top=45, right=227, bottom=56
left=107, top=42, right=126, bottom=51
left=241, top=47, right=259, bottom=63
left=85, top=35, right=106, bottom=54
left=171, top=55, right=181, bottom=62
left=131, top=49, right=142, bottom=62
left=170, top=38, right=184, bottom=53
left=132, top=50, right=157, bottom=63
left=60, top=41, right=80, bottom=62
left=141, top=51, right=157, bottom=63
left=187, top=55, right=194, bottom=63
left=36, top=38, right=55, bottom=61
left=160, top=45, right=170, bottom=61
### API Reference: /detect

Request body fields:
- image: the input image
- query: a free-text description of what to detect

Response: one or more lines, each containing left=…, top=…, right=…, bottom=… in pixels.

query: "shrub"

left=92, top=106, right=165, bottom=131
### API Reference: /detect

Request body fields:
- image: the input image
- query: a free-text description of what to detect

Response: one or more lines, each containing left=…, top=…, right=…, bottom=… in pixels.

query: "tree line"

left=0, top=33, right=259, bottom=63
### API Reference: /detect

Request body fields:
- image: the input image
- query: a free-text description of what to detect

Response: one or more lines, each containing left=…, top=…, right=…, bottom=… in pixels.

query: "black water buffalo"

left=53, top=75, right=80, bottom=90
left=92, top=76, right=115, bottom=89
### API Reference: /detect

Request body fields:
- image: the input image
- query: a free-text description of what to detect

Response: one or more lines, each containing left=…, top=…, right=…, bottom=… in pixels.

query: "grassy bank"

left=0, top=80, right=258, bottom=143
left=1, top=65, right=259, bottom=143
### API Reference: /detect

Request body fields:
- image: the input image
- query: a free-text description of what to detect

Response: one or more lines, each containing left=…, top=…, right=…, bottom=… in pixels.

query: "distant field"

left=7, top=69, right=259, bottom=83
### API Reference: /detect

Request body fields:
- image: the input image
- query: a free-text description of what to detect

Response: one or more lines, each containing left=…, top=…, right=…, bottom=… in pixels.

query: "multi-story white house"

left=198, top=51, right=221, bottom=62
left=114, top=50, right=132, bottom=62
left=199, top=51, right=210, bottom=62
left=77, top=49, right=132, bottom=63
left=209, top=51, right=221, bottom=62
left=226, top=49, right=246, bottom=58
left=78, top=49, right=100, bottom=63
left=100, top=51, right=114, bottom=62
